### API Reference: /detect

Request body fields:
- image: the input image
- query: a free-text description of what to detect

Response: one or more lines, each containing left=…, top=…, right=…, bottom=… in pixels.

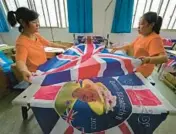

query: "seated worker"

left=111, top=12, right=168, bottom=78
left=7, top=7, right=71, bottom=82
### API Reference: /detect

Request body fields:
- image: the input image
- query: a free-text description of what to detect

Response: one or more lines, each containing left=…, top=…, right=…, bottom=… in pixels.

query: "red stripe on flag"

left=64, top=126, right=74, bottom=134
left=46, top=60, right=78, bottom=74
left=66, top=110, right=74, bottom=124
left=34, top=86, right=61, bottom=100
left=87, top=36, right=92, bottom=44
left=126, top=89, right=162, bottom=106
left=74, top=47, right=84, bottom=55
left=57, top=55, right=79, bottom=60
left=166, top=59, right=174, bottom=67
left=79, top=58, right=101, bottom=79
left=81, top=43, right=94, bottom=63
left=119, top=122, right=131, bottom=134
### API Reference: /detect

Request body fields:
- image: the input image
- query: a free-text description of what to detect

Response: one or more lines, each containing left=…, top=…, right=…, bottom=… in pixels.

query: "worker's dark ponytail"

left=7, top=7, right=39, bottom=32
left=143, top=12, right=163, bottom=34
left=7, top=11, right=17, bottom=27
left=153, top=16, right=163, bottom=34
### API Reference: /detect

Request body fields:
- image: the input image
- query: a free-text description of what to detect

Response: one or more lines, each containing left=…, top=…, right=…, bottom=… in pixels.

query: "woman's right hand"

left=21, top=70, right=32, bottom=83
left=110, top=47, right=118, bottom=53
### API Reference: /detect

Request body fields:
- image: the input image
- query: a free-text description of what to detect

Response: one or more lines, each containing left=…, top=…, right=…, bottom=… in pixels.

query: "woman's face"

left=23, top=19, right=40, bottom=33
left=72, top=84, right=100, bottom=102
left=138, top=17, right=153, bottom=36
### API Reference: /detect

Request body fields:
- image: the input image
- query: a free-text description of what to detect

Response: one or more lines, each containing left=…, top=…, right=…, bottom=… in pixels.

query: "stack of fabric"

left=160, top=56, right=176, bottom=91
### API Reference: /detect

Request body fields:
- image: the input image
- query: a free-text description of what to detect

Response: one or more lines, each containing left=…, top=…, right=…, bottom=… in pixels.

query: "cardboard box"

left=164, top=72, right=176, bottom=86
left=0, top=68, right=10, bottom=98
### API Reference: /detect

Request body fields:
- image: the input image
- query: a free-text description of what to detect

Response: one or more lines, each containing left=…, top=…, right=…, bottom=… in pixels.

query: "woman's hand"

left=139, top=54, right=168, bottom=65
left=110, top=47, right=118, bottom=53
left=139, top=56, right=150, bottom=64
left=21, top=70, right=32, bottom=83
left=59, top=45, right=69, bottom=50
left=49, top=42, right=73, bottom=50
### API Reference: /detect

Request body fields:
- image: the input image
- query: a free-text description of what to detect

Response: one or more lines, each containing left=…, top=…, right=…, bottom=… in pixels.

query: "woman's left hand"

left=49, top=42, right=73, bottom=50
left=139, top=56, right=151, bottom=64
left=60, top=45, right=69, bottom=50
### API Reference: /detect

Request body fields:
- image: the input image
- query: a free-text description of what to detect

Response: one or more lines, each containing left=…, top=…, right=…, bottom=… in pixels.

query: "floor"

left=152, top=70, right=176, bottom=134
left=0, top=71, right=176, bottom=134
left=0, top=91, right=42, bottom=134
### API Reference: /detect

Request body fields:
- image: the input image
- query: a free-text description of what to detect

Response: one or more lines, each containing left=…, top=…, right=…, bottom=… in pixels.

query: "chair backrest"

left=172, top=43, right=176, bottom=50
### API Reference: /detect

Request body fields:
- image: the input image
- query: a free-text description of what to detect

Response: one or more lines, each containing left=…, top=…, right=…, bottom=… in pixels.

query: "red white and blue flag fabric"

left=30, top=73, right=172, bottom=134
left=165, top=57, right=176, bottom=71
left=31, top=43, right=141, bottom=86
left=29, top=43, right=174, bottom=134
left=159, top=56, right=176, bottom=75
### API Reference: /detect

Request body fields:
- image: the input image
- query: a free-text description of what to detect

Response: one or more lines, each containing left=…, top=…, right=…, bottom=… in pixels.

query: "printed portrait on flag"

left=54, top=77, right=132, bottom=133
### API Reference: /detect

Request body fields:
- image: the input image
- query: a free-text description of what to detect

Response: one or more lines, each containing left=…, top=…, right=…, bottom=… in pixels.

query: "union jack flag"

left=30, top=43, right=174, bottom=134
left=32, top=43, right=141, bottom=85
left=30, top=73, right=172, bottom=134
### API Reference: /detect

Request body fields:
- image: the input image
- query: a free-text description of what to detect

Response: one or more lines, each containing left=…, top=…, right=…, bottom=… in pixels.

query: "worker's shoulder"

left=149, top=32, right=162, bottom=40
left=16, top=35, right=31, bottom=47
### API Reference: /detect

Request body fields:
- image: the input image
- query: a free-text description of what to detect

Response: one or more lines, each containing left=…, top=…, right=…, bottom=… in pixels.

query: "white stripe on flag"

left=93, top=55, right=107, bottom=77
left=93, top=44, right=104, bottom=54
left=121, top=85, right=148, bottom=90
left=131, top=59, right=142, bottom=70
left=50, top=118, right=82, bottom=134
left=34, top=70, right=44, bottom=75
left=31, top=75, right=46, bottom=85
left=69, top=47, right=83, bottom=56
left=132, top=105, right=167, bottom=114
left=98, top=53, right=132, bottom=60
left=30, top=98, right=54, bottom=108
left=50, top=118, right=70, bottom=134
left=71, top=66, right=79, bottom=81
left=84, top=43, right=88, bottom=54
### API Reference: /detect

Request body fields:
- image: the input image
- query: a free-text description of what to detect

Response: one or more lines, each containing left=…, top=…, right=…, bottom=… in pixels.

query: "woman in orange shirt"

left=111, top=12, right=168, bottom=78
left=7, top=7, right=70, bottom=82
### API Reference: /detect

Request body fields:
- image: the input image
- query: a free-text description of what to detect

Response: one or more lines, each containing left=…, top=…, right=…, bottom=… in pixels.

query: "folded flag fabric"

left=0, top=51, right=13, bottom=72
left=160, top=57, right=176, bottom=74
left=30, top=73, right=169, bottom=134
left=32, top=43, right=142, bottom=85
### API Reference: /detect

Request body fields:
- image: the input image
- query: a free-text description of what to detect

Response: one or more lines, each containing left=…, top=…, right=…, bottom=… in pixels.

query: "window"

left=132, top=0, right=176, bottom=30
left=2, top=0, right=68, bottom=28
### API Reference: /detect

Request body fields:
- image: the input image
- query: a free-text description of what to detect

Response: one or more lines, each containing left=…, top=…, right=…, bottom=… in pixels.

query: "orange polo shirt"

left=16, top=33, right=49, bottom=72
left=130, top=32, right=165, bottom=77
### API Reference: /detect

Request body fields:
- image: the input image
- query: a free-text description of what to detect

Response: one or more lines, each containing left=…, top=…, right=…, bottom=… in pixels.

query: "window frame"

left=132, top=0, right=176, bottom=30
left=2, top=0, right=68, bottom=28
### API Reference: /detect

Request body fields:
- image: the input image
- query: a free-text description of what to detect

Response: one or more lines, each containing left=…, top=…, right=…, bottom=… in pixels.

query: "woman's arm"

left=36, top=33, right=72, bottom=49
left=48, top=42, right=72, bottom=50
left=16, top=45, right=32, bottom=83
left=110, top=36, right=139, bottom=54
left=110, top=44, right=132, bottom=53
left=16, top=61, right=32, bottom=83
left=141, top=38, right=168, bottom=64
left=140, top=52, right=168, bottom=64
